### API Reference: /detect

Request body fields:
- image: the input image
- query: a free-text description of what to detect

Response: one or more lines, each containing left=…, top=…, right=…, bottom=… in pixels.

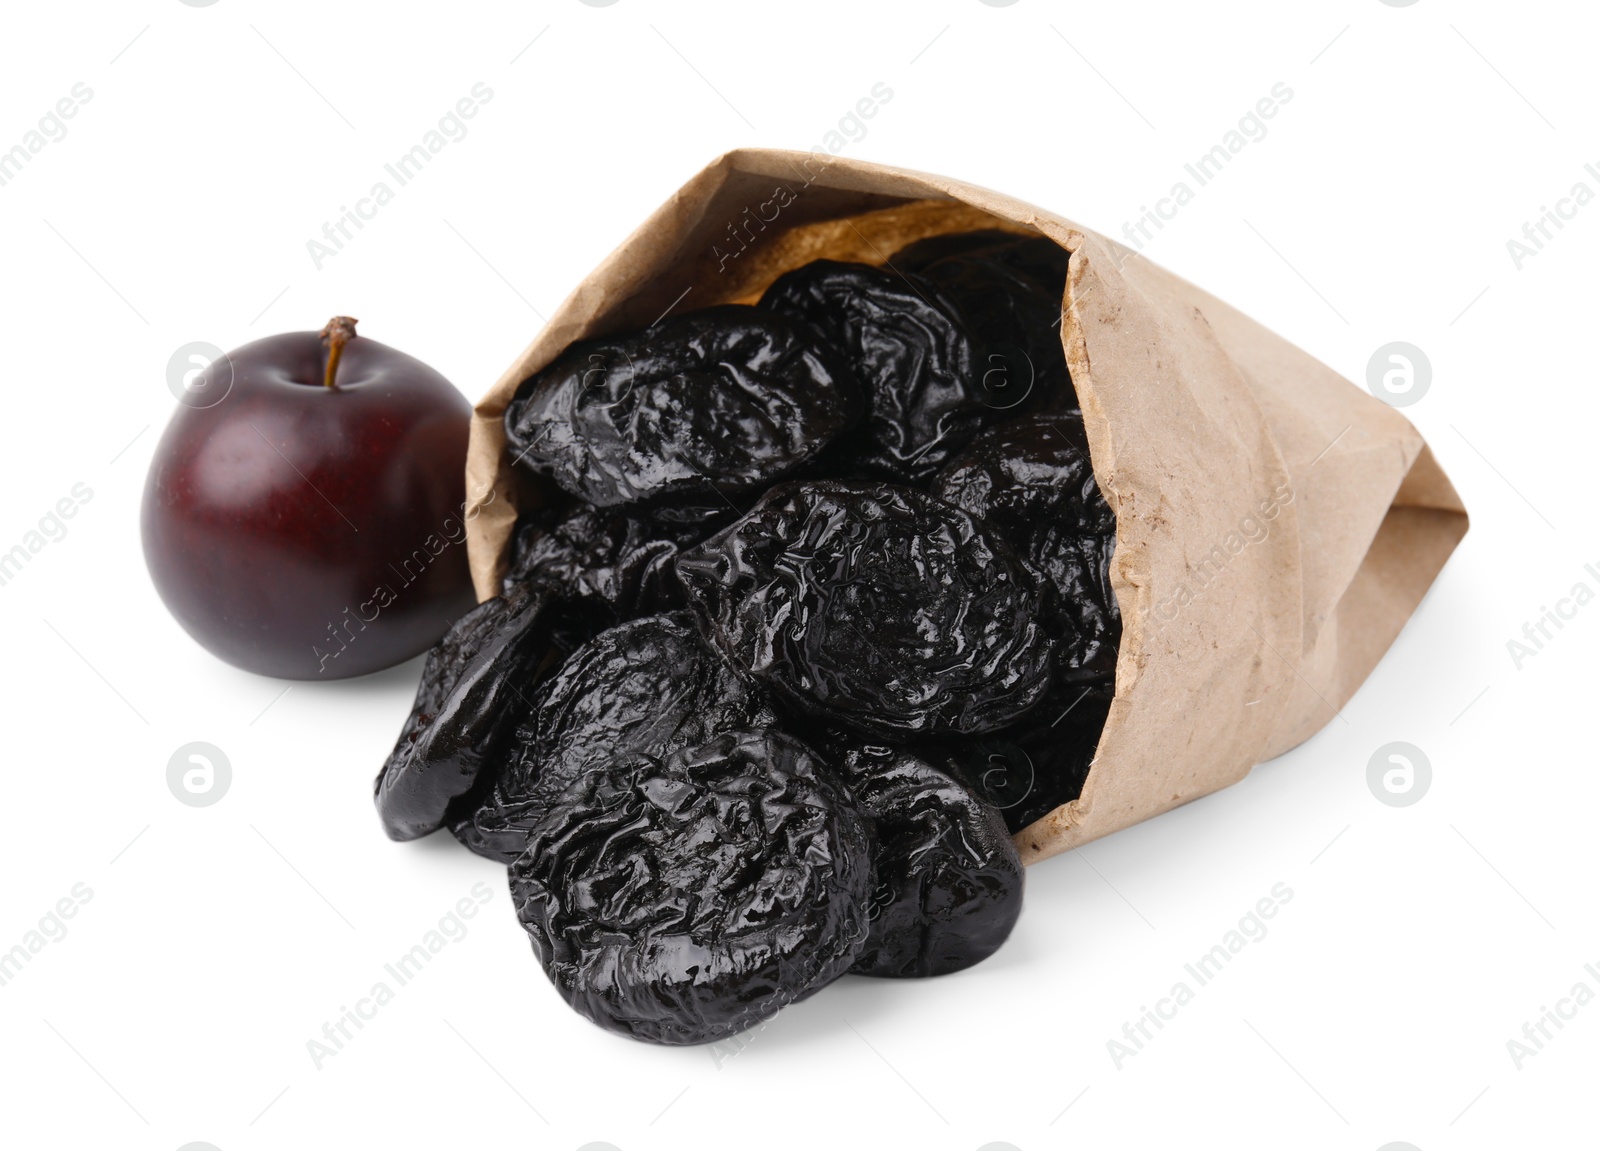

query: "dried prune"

left=832, top=743, right=1024, bottom=978
left=501, top=504, right=688, bottom=617
left=937, top=682, right=1112, bottom=833
left=503, top=306, right=858, bottom=520
left=374, top=587, right=561, bottom=842
left=377, top=236, right=1135, bottom=1042
left=676, top=479, right=1053, bottom=737
left=451, top=612, right=774, bottom=862
left=933, top=413, right=1119, bottom=684
left=890, top=231, right=1073, bottom=415
left=760, top=260, right=979, bottom=481
left=509, top=729, right=873, bottom=1045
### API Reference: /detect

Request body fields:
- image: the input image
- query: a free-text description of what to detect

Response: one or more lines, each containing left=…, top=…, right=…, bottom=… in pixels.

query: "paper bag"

left=461, top=149, right=1469, bottom=865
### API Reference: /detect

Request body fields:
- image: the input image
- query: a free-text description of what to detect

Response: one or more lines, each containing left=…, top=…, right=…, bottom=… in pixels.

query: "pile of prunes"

left=374, top=229, right=1120, bottom=1046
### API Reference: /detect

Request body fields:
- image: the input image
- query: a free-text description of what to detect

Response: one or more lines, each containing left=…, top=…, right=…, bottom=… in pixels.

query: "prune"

left=675, top=479, right=1054, bottom=737
left=890, top=231, right=1073, bottom=415
left=1039, top=533, right=1118, bottom=686
left=501, top=504, right=688, bottom=617
left=503, top=306, right=858, bottom=520
left=451, top=612, right=774, bottom=862
left=374, top=587, right=560, bottom=842
left=509, top=729, right=873, bottom=1045
left=831, top=743, right=1024, bottom=978
left=937, top=682, right=1112, bottom=833
left=759, top=260, right=980, bottom=482
left=379, top=236, right=1132, bottom=1042
left=933, top=414, right=1119, bottom=684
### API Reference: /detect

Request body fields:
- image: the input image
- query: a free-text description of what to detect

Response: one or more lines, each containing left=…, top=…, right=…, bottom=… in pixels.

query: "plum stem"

left=320, top=316, right=359, bottom=389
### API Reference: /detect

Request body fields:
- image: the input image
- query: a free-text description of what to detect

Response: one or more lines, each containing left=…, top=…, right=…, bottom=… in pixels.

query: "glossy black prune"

left=451, top=612, right=774, bottom=862
left=374, top=587, right=559, bottom=842
left=503, top=306, right=858, bottom=520
left=890, top=231, right=1073, bottom=416
left=759, top=260, right=979, bottom=482
left=676, top=479, right=1054, bottom=737
left=933, top=413, right=1119, bottom=685
left=509, top=729, right=873, bottom=1045
left=937, top=682, right=1112, bottom=834
left=501, top=504, right=689, bottom=617
left=832, top=743, right=1024, bottom=978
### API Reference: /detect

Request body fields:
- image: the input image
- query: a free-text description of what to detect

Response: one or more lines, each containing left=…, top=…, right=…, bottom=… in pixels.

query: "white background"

left=0, top=2, right=1593, bottom=1149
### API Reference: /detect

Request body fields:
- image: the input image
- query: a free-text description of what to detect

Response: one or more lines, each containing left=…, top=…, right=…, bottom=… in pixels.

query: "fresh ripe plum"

left=142, top=317, right=476, bottom=679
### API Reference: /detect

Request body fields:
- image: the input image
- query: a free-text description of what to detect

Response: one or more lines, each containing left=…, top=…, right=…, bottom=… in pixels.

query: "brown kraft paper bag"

left=460, top=149, right=1469, bottom=866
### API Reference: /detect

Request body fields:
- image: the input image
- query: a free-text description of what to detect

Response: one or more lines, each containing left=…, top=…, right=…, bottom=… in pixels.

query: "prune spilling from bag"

left=759, top=260, right=979, bottom=482
left=503, top=306, right=859, bottom=520
left=675, top=479, right=1054, bottom=737
left=831, top=743, right=1024, bottom=978
left=509, top=729, right=873, bottom=1045
left=374, top=587, right=562, bottom=842
left=934, top=413, right=1119, bottom=685
left=500, top=504, right=689, bottom=617
left=451, top=612, right=774, bottom=862
left=378, top=232, right=1135, bottom=1042
left=889, top=230, right=1073, bottom=416
left=936, top=682, right=1113, bottom=834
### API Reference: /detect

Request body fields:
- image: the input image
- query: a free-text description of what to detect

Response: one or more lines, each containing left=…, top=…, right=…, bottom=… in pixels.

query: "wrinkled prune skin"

left=1040, top=534, right=1118, bottom=687
left=452, top=612, right=774, bottom=862
left=760, top=260, right=979, bottom=482
left=676, top=479, right=1054, bottom=737
left=890, top=231, right=1073, bottom=417
left=933, top=414, right=1119, bottom=685
left=503, top=306, right=859, bottom=520
left=501, top=504, right=689, bottom=618
left=509, top=729, right=873, bottom=1045
left=936, top=682, right=1112, bottom=834
left=374, top=587, right=561, bottom=842
left=830, top=743, right=1024, bottom=978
